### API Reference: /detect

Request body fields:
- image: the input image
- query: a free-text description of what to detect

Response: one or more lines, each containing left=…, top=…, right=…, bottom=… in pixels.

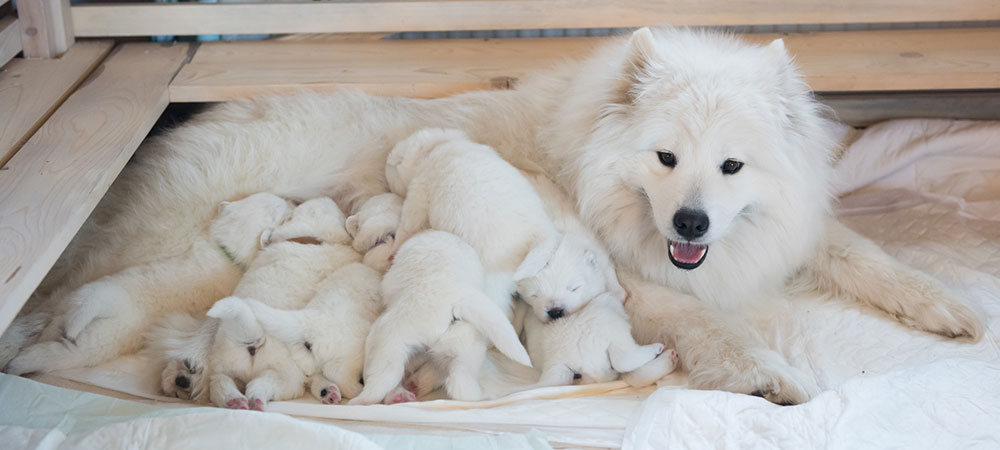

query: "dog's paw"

left=318, top=385, right=341, bottom=405
left=248, top=398, right=265, bottom=411
left=895, top=289, right=985, bottom=342
left=686, top=345, right=819, bottom=406
left=225, top=397, right=250, bottom=410
left=385, top=386, right=417, bottom=404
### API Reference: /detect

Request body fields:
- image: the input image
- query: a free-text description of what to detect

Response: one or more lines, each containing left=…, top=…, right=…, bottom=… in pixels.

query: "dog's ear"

left=515, top=235, right=561, bottom=281
left=345, top=215, right=360, bottom=239
left=585, top=248, right=597, bottom=267
left=206, top=297, right=242, bottom=320
left=615, top=27, right=658, bottom=105
left=767, top=38, right=788, bottom=58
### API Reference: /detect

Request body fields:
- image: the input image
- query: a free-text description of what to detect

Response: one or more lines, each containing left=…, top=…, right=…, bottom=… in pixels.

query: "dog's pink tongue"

left=672, top=242, right=706, bottom=263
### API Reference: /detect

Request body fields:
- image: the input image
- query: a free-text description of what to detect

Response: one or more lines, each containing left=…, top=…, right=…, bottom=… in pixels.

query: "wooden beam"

left=0, top=43, right=189, bottom=337
left=819, top=91, right=1000, bottom=127
left=169, top=28, right=1000, bottom=103
left=19, top=0, right=74, bottom=58
left=0, top=41, right=112, bottom=168
left=0, top=16, right=21, bottom=68
left=72, top=0, right=1000, bottom=37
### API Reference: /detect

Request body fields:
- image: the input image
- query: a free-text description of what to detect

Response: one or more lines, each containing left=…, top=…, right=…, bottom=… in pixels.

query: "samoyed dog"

left=10, top=28, right=982, bottom=405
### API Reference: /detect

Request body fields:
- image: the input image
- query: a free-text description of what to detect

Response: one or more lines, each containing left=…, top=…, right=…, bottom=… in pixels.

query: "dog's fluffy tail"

left=453, top=290, right=532, bottom=368
left=236, top=298, right=306, bottom=344
left=0, top=312, right=49, bottom=369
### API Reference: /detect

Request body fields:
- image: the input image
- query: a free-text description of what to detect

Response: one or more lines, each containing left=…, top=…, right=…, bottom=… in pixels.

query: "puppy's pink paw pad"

left=666, top=349, right=679, bottom=363
left=320, top=385, right=341, bottom=404
left=226, top=397, right=249, bottom=410
left=403, top=380, right=418, bottom=393
left=390, top=390, right=416, bottom=404
left=249, top=398, right=265, bottom=411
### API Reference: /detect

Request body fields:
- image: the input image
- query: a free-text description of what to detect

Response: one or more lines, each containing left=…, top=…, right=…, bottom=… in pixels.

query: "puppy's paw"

left=225, top=397, right=250, bottom=410
left=665, top=348, right=679, bottom=367
left=248, top=398, right=265, bottom=411
left=318, top=385, right=341, bottom=405
left=385, top=386, right=417, bottom=404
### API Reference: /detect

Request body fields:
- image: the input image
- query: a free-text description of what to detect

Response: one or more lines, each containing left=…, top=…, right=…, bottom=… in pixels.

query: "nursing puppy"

left=148, top=312, right=217, bottom=401
left=41, top=28, right=983, bottom=405
left=345, top=193, right=402, bottom=272
left=521, top=293, right=678, bottom=388
left=351, top=231, right=532, bottom=404
left=157, top=196, right=358, bottom=407
left=5, top=193, right=293, bottom=374
left=219, top=263, right=383, bottom=404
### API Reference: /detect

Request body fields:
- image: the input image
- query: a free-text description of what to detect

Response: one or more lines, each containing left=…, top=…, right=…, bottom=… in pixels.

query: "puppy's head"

left=566, top=28, right=834, bottom=273
left=515, top=234, right=625, bottom=322
left=161, top=358, right=206, bottom=400
left=211, top=192, right=294, bottom=264
left=265, top=197, right=350, bottom=246
left=385, top=128, right=470, bottom=196
left=207, top=297, right=266, bottom=357
left=346, top=193, right=403, bottom=255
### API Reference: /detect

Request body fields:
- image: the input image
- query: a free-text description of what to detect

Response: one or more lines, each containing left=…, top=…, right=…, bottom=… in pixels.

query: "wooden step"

left=0, top=43, right=189, bottom=335
left=170, top=28, right=1000, bottom=103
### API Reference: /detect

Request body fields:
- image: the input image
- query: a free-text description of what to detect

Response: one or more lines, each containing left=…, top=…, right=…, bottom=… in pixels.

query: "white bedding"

left=6, top=119, right=1000, bottom=449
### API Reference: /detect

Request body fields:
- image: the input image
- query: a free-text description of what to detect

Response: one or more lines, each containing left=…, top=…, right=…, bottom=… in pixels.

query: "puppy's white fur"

left=230, top=263, right=383, bottom=403
left=351, top=231, right=531, bottom=404
left=521, top=293, right=677, bottom=387
left=6, top=193, right=293, bottom=375
left=346, top=193, right=402, bottom=272
left=31, top=28, right=984, bottom=404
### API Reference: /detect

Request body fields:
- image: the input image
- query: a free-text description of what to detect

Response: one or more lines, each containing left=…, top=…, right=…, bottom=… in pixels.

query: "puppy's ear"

left=206, top=297, right=242, bottom=320
left=259, top=229, right=273, bottom=249
left=585, top=249, right=597, bottom=267
left=615, top=27, right=658, bottom=105
left=602, top=256, right=628, bottom=303
left=345, top=215, right=360, bottom=239
left=515, top=235, right=561, bottom=281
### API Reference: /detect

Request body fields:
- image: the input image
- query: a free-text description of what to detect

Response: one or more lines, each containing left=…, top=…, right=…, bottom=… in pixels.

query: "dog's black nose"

left=248, top=346, right=257, bottom=356
left=174, top=375, right=190, bottom=389
left=673, top=208, right=709, bottom=239
left=547, top=307, right=565, bottom=320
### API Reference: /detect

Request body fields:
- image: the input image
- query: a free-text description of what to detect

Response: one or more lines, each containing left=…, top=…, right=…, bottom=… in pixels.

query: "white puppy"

left=345, top=193, right=402, bottom=272
left=521, top=293, right=678, bottom=388
left=147, top=312, right=218, bottom=401
left=219, top=263, right=383, bottom=404
left=7, top=193, right=293, bottom=375
left=351, top=231, right=532, bottom=404
left=156, top=197, right=359, bottom=408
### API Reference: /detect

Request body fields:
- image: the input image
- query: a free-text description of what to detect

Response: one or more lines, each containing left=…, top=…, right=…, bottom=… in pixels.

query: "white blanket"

left=15, top=119, right=1000, bottom=449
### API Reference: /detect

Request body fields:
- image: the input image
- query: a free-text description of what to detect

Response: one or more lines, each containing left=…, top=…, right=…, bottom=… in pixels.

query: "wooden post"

left=18, top=0, right=74, bottom=59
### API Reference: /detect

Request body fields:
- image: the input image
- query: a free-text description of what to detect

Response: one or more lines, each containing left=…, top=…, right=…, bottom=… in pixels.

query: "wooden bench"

left=1, top=0, right=999, bottom=335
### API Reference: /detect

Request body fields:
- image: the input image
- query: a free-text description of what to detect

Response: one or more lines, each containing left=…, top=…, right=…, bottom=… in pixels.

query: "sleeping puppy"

left=521, top=292, right=678, bottom=389
left=6, top=193, right=293, bottom=375
left=155, top=197, right=359, bottom=408
left=345, top=193, right=402, bottom=272
left=216, top=262, right=383, bottom=404
left=350, top=230, right=532, bottom=404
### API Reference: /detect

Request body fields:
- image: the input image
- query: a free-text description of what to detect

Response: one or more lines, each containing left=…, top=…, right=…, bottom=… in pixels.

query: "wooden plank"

left=19, top=0, right=74, bottom=58
left=170, top=28, right=1000, bottom=102
left=72, top=0, right=1000, bottom=37
left=0, top=41, right=112, bottom=167
left=819, top=91, right=1000, bottom=127
left=0, top=43, right=189, bottom=337
left=0, top=16, right=21, bottom=68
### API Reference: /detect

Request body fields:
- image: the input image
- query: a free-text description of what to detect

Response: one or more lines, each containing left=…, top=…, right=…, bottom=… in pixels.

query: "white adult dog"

left=20, top=28, right=983, bottom=404
left=352, top=230, right=531, bottom=404
left=5, top=193, right=294, bottom=374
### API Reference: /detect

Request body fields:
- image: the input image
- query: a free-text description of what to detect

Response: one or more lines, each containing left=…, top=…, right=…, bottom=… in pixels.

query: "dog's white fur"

left=19, top=28, right=984, bottom=404
left=352, top=230, right=531, bottom=404
left=521, top=293, right=677, bottom=387
left=230, top=263, right=383, bottom=403
left=5, top=193, right=293, bottom=375
left=346, top=193, right=402, bottom=272
left=156, top=197, right=358, bottom=408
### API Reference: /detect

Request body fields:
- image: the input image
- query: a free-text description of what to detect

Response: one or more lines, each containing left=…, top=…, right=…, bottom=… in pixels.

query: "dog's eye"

left=721, top=159, right=744, bottom=175
left=569, top=285, right=581, bottom=292
left=656, top=151, right=676, bottom=168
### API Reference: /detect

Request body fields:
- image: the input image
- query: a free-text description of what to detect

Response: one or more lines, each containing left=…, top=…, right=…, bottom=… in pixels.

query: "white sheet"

left=18, top=118, right=1000, bottom=449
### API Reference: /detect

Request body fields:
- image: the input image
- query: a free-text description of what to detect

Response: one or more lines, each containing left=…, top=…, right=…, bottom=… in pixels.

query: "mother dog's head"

left=542, top=28, right=840, bottom=307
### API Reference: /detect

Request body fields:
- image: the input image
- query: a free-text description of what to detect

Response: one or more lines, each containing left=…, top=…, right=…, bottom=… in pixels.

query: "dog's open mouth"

left=668, top=240, right=708, bottom=270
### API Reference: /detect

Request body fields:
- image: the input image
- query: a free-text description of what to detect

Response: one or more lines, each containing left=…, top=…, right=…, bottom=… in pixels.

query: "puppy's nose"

left=174, top=375, right=190, bottom=389
left=673, top=208, right=710, bottom=239
left=247, top=346, right=257, bottom=356
left=547, top=307, right=565, bottom=320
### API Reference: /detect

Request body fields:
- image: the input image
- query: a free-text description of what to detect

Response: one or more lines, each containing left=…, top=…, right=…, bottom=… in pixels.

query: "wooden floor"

left=1, top=27, right=1000, bottom=333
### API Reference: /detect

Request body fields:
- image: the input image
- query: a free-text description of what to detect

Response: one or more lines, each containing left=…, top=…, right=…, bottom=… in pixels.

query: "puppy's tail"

left=238, top=298, right=306, bottom=344
left=453, top=290, right=532, bottom=368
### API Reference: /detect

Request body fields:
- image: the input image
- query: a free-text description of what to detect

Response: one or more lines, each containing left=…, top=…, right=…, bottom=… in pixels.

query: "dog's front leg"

left=803, top=220, right=984, bottom=341
left=621, top=271, right=819, bottom=405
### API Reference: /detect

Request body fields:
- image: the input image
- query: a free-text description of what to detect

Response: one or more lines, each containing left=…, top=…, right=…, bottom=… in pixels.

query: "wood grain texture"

left=0, top=43, right=189, bottom=336
left=71, top=0, right=1000, bottom=37
left=0, top=41, right=112, bottom=167
left=18, top=0, right=74, bottom=59
left=0, top=16, right=21, bottom=68
left=170, top=28, right=1000, bottom=102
